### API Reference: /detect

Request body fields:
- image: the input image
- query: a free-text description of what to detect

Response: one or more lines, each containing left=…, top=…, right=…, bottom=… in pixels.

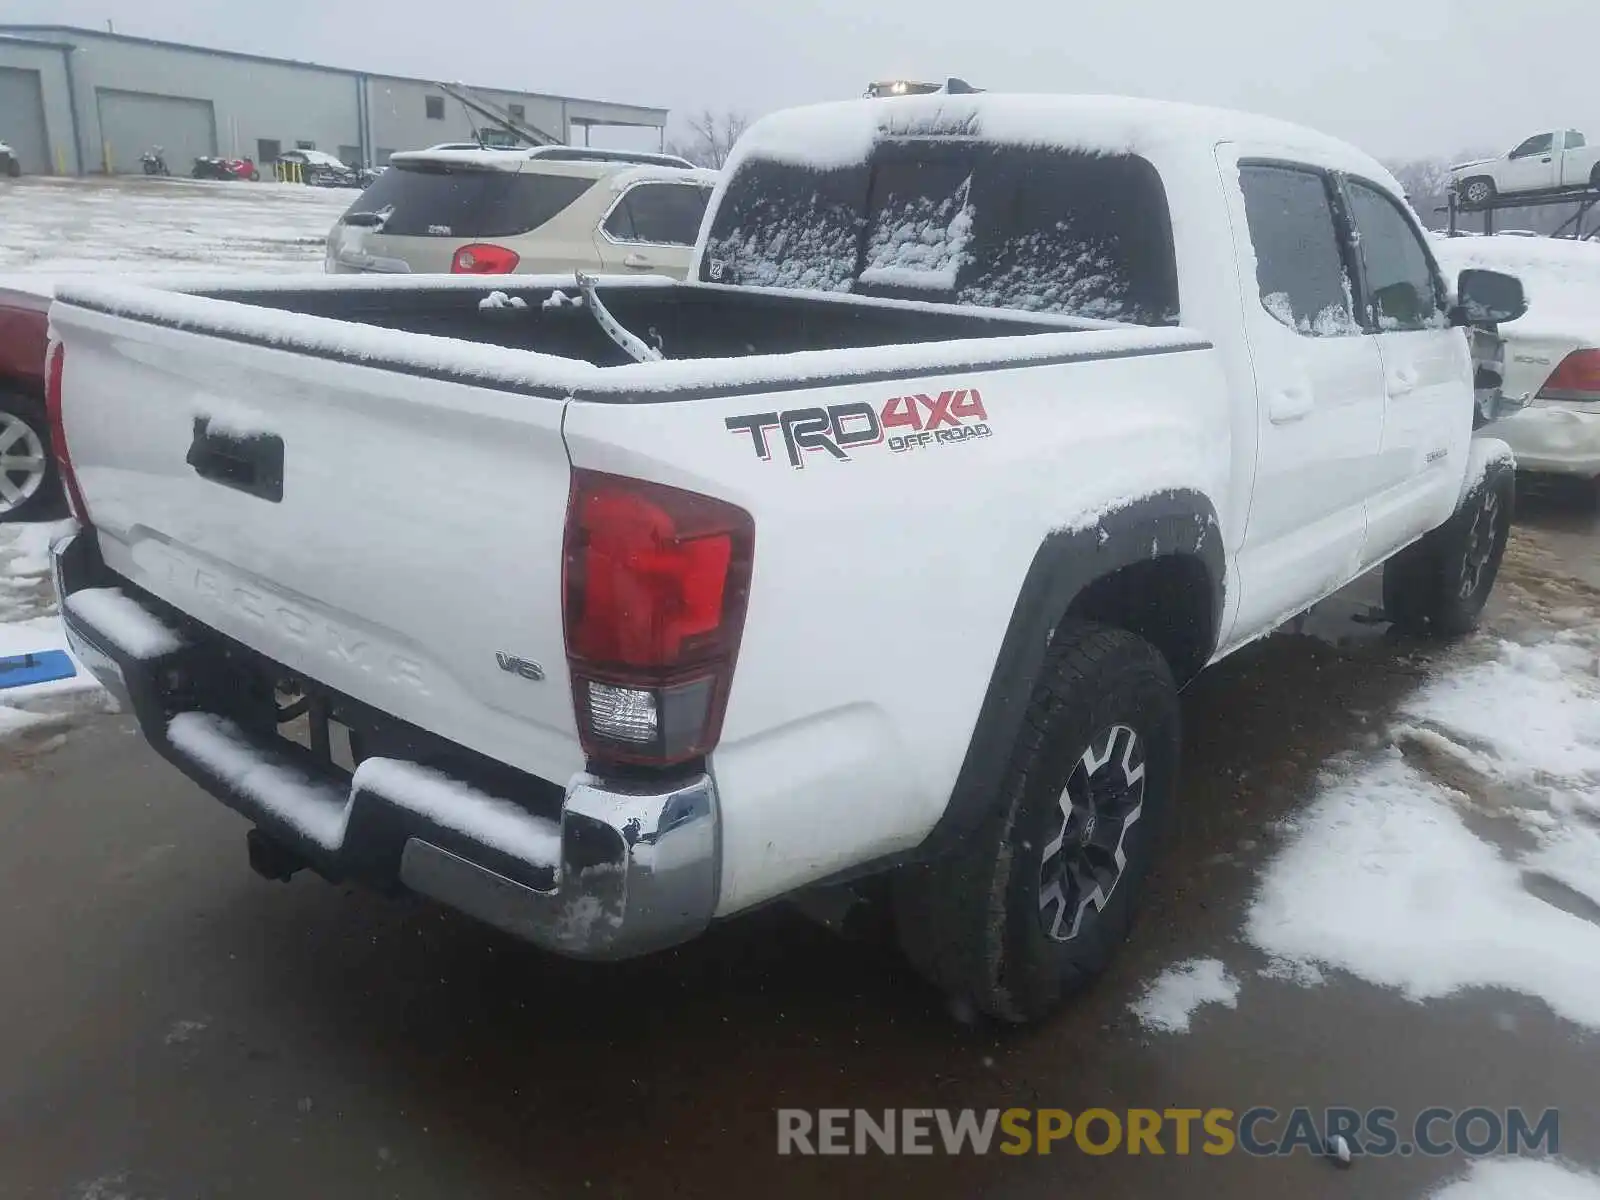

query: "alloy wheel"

left=1038, top=724, right=1147, bottom=943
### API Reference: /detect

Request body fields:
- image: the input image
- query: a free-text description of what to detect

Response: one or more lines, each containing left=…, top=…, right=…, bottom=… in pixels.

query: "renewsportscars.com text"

left=776, top=1107, right=1559, bottom=1158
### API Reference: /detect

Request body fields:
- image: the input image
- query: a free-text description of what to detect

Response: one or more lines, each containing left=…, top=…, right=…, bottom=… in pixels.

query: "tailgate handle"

left=186, top=416, right=284, bottom=503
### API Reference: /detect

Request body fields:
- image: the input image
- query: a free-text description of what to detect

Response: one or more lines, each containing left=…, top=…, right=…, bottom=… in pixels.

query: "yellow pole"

left=103, top=140, right=112, bottom=174
left=55, top=145, right=65, bottom=175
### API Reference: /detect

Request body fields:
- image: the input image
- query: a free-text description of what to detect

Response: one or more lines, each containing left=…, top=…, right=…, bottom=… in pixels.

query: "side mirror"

left=1453, top=268, right=1527, bottom=326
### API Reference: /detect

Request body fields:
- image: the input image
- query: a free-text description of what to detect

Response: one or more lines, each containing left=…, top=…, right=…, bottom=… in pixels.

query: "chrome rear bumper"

left=52, top=526, right=720, bottom=960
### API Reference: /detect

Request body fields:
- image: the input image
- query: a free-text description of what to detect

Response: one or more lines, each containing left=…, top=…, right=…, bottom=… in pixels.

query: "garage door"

left=0, top=67, right=51, bottom=175
left=96, top=89, right=216, bottom=175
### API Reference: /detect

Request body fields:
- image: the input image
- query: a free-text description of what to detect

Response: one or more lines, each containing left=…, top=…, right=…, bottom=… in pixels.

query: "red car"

left=0, top=285, right=60, bottom=522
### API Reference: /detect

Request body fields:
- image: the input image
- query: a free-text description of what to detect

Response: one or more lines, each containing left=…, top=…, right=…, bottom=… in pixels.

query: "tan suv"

left=324, top=146, right=717, bottom=278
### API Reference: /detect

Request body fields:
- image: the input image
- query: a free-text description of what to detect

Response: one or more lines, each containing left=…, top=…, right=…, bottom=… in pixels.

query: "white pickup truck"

left=1451, top=129, right=1600, bottom=208
left=45, top=94, right=1526, bottom=1023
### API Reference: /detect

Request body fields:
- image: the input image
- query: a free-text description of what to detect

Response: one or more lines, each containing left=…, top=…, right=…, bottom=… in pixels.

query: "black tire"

left=1461, top=176, right=1495, bottom=208
left=4, top=158, right=19, bottom=178
left=0, top=389, right=63, bottom=523
left=1590, top=163, right=1600, bottom=191
left=892, top=622, right=1180, bottom=1024
left=1383, top=460, right=1513, bottom=638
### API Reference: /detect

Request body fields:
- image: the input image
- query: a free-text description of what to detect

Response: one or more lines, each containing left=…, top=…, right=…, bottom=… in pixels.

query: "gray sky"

left=6, top=0, right=1590, bottom=159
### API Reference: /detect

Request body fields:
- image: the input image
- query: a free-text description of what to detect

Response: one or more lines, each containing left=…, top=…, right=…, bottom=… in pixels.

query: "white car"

left=1451, top=130, right=1600, bottom=208
left=1436, top=234, right=1600, bottom=480
left=325, top=145, right=716, bottom=278
left=50, top=94, right=1523, bottom=1023
left=0, top=140, right=19, bottom=178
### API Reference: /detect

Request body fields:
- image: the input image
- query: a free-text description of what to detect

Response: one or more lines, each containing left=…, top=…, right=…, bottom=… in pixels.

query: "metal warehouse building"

left=0, top=25, right=668, bottom=177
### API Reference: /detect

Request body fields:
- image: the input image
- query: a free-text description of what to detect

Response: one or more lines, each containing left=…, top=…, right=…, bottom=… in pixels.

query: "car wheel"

left=1462, top=177, right=1495, bottom=208
left=4, top=158, right=19, bottom=178
left=1383, top=460, right=1513, bottom=638
left=0, top=390, right=62, bottom=523
left=892, top=622, right=1180, bottom=1023
left=1591, top=163, right=1600, bottom=191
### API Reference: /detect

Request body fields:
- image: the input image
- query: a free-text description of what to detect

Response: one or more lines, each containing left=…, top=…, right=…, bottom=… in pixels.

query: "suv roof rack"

left=524, top=146, right=697, bottom=169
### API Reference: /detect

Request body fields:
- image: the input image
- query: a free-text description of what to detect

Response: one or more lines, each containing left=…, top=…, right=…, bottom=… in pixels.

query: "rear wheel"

left=1590, top=163, right=1600, bottom=191
left=892, top=622, right=1180, bottom=1023
left=1383, top=461, right=1513, bottom=638
left=4, top=158, right=19, bottom=178
left=0, top=390, right=62, bottom=522
left=1462, top=176, right=1495, bottom=208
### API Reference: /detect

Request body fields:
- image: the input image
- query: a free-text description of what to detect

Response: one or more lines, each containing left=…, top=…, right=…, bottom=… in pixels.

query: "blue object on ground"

left=0, top=649, right=77, bottom=690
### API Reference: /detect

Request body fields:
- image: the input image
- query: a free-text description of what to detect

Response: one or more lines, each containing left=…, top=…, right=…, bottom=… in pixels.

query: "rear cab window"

left=700, top=143, right=1180, bottom=325
left=341, top=163, right=597, bottom=238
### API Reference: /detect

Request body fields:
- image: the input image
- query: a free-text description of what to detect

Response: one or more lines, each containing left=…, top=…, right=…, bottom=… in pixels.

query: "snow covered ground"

left=0, top=175, right=351, bottom=277
left=1430, top=1158, right=1600, bottom=1200
left=1, top=176, right=344, bottom=746
left=0, top=520, right=116, bottom=743
left=1132, top=597, right=1600, bottom=1028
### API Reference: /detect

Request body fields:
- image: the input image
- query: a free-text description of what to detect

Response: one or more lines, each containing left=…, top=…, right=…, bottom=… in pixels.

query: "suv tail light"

left=563, top=470, right=754, bottom=768
left=1537, top=349, right=1600, bottom=403
left=44, top=340, right=88, bottom=521
left=450, top=243, right=521, bottom=274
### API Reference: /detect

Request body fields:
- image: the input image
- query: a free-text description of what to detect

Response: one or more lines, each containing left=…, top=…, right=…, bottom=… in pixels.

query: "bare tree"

left=666, top=110, right=751, bottom=169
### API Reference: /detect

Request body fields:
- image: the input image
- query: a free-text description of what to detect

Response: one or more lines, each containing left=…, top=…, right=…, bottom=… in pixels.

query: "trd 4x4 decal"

left=726, top=389, right=991, bottom=468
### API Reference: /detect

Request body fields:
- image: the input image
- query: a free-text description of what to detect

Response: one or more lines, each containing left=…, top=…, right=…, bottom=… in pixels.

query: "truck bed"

left=52, top=274, right=1199, bottom=402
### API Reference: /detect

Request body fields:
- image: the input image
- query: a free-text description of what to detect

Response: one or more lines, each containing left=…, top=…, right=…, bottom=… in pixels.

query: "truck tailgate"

left=53, top=303, right=585, bottom=784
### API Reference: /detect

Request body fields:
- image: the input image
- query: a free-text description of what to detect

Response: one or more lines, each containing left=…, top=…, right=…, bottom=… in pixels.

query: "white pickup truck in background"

left=44, top=93, right=1525, bottom=1023
left=1451, top=129, right=1600, bottom=208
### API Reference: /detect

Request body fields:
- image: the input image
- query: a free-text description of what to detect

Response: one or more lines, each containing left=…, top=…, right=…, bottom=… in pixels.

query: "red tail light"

left=1538, top=349, right=1600, bottom=402
left=563, top=470, right=754, bottom=767
left=450, top=243, right=521, bottom=274
left=44, top=340, right=88, bottom=521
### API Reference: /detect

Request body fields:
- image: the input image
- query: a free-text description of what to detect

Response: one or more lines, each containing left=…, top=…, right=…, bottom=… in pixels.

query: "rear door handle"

left=623, top=252, right=653, bottom=269
left=1387, top=368, right=1418, bottom=396
left=186, top=416, right=284, bottom=503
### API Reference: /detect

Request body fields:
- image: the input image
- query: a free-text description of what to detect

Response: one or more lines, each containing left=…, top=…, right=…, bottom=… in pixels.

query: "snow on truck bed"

left=53, top=275, right=1209, bottom=399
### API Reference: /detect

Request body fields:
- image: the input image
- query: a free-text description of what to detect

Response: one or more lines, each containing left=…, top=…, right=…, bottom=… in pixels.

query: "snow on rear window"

left=858, top=172, right=975, bottom=291
left=701, top=144, right=1179, bottom=326
left=701, top=160, right=861, bottom=293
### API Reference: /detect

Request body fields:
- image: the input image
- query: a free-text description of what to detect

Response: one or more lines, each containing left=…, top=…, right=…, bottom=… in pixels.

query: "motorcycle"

left=191, top=155, right=260, bottom=182
left=140, top=147, right=169, bottom=176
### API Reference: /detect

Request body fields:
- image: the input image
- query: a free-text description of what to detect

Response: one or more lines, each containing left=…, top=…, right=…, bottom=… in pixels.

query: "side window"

left=1345, top=180, right=1445, bottom=332
left=1567, top=130, right=1586, bottom=150
left=1510, top=133, right=1553, bottom=159
left=1238, top=164, right=1357, bottom=337
left=425, top=96, right=445, bottom=121
left=605, top=184, right=710, bottom=245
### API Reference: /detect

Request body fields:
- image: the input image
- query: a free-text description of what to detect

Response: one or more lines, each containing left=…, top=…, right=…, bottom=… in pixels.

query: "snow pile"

left=1247, top=621, right=1600, bottom=1030
left=478, top=290, right=528, bottom=311
left=1129, top=958, right=1240, bottom=1033
left=1428, top=1158, right=1600, bottom=1200
left=0, top=520, right=114, bottom=742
